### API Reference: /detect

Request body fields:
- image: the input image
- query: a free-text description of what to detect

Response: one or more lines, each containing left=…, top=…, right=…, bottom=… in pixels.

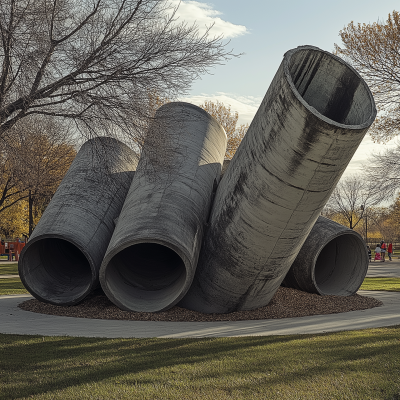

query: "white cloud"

left=171, top=1, right=248, bottom=39
left=181, top=92, right=261, bottom=125
left=343, top=135, right=398, bottom=178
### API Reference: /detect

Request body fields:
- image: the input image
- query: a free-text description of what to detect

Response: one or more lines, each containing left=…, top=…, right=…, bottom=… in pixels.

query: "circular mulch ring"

left=18, top=287, right=382, bottom=322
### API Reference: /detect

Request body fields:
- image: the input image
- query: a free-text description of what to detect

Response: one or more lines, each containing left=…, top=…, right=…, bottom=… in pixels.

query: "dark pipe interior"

left=314, top=234, right=367, bottom=295
left=289, top=49, right=372, bottom=125
left=20, top=238, right=92, bottom=304
left=105, top=243, right=187, bottom=312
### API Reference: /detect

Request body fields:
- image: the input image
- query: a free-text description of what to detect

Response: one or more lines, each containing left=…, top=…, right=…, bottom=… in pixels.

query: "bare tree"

left=0, top=0, right=235, bottom=149
left=325, top=174, right=382, bottom=229
left=365, top=142, right=400, bottom=201
left=335, top=11, right=400, bottom=142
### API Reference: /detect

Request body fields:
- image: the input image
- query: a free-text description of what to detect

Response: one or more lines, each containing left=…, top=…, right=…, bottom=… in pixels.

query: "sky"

left=172, top=0, right=400, bottom=178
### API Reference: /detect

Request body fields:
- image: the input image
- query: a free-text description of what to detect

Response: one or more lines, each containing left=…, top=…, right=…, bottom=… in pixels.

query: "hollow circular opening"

left=289, top=49, right=373, bottom=126
left=314, top=234, right=368, bottom=295
left=104, top=243, right=187, bottom=312
left=19, top=238, right=93, bottom=304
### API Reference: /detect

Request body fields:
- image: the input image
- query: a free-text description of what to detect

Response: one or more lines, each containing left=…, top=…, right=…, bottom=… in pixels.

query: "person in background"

left=388, top=242, right=393, bottom=261
left=374, top=244, right=381, bottom=261
left=367, top=245, right=371, bottom=262
left=380, top=240, right=387, bottom=262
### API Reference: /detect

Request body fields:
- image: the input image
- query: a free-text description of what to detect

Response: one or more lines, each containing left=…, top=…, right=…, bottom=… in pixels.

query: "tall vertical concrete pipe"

left=282, top=216, right=369, bottom=295
left=100, top=102, right=227, bottom=312
left=19, top=137, right=137, bottom=305
left=180, top=45, right=376, bottom=313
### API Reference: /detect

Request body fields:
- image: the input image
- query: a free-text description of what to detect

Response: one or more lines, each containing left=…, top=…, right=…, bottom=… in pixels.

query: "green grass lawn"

left=0, top=277, right=28, bottom=295
left=0, top=263, right=18, bottom=275
left=360, top=277, right=400, bottom=292
left=1, top=275, right=400, bottom=398
left=0, top=329, right=400, bottom=400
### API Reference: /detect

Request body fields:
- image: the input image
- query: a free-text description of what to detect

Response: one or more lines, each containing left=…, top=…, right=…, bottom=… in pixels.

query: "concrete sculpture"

left=100, top=102, right=227, bottom=312
left=282, top=216, right=369, bottom=295
left=20, top=45, right=376, bottom=315
left=19, top=137, right=138, bottom=305
left=180, top=45, right=376, bottom=313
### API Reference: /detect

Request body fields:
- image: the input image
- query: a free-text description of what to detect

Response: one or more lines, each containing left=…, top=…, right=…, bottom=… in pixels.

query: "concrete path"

left=367, top=259, right=400, bottom=278
left=0, top=275, right=19, bottom=279
left=1, top=291, right=399, bottom=338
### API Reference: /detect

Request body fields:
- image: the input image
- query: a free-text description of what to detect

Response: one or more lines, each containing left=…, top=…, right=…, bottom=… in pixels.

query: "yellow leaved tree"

left=1, top=117, right=76, bottom=236
left=199, top=100, right=248, bottom=159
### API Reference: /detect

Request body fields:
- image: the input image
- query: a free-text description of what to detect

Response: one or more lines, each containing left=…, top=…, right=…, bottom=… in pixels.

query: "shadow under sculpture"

left=282, top=216, right=369, bottom=296
left=19, top=137, right=138, bottom=305
left=100, top=102, right=227, bottom=312
left=180, top=45, right=376, bottom=313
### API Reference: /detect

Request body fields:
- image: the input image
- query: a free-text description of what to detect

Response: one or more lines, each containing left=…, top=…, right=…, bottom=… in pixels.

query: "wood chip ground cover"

left=19, top=287, right=382, bottom=322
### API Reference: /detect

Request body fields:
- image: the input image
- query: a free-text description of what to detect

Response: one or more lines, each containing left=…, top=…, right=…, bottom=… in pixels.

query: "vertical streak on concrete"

left=19, top=137, right=138, bottom=305
left=282, top=216, right=369, bottom=295
left=180, top=45, right=376, bottom=313
left=100, top=102, right=227, bottom=312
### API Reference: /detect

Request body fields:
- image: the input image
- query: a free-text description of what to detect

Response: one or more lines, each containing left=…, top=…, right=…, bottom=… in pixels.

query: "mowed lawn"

left=1, top=329, right=400, bottom=400
left=360, top=277, right=400, bottom=292
left=0, top=263, right=18, bottom=275
left=1, top=267, right=400, bottom=398
left=0, top=278, right=27, bottom=295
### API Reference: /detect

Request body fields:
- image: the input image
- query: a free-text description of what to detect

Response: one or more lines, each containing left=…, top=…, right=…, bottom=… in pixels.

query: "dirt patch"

left=18, top=287, right=382, bottom=322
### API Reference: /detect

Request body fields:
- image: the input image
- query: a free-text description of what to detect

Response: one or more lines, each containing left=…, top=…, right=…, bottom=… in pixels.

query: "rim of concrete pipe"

left=311, top=231, right=368, bottom=296
left=19, top=234, right=96, bottom=305
left=100, top=238, right=192, bottom=312
left=284, top=45, right=376, bottom=129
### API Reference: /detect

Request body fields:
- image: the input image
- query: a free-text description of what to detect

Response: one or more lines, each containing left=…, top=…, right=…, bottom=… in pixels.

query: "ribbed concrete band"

left=19, top=138, right=137, bottom=305
left=100, top=103, right=227, bottom=312
left=180, top=45, right=376, bottom=313
left=283, top=216, right=369, bottom=295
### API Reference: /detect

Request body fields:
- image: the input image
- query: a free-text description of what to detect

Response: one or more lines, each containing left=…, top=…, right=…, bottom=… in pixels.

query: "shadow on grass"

left=0, top=278, right=27, bottom=295
left=1, top=326, right=400, bottom=399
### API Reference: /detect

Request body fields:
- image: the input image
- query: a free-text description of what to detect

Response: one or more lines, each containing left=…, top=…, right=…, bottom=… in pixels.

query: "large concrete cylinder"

left=100, top=102, right=227, bottom=312
left=19, top=137, right=137, bottom=305
left=180, top=45, right=376, bottom=313
left=282, top=216, right=369, bottom=295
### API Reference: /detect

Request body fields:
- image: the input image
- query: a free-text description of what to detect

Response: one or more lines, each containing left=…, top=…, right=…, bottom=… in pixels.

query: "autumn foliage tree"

left=199, top=100, right=248, bottom=159
left=335, top=11, right=400, bottom=142
left=1, top=116, right=76, bottom=235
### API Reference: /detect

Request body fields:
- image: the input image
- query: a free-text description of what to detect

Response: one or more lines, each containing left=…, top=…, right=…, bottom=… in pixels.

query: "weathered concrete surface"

left=180, top=45, right=376, bottom=313
left=19, top=137, right=137, bottom=305
left=282, top=216, right=369, bottom=295
left=100, top=102, right=227, bottom=312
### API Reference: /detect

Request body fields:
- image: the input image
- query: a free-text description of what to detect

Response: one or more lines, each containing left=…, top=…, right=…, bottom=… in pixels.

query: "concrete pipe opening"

left=103, top=243, right=187, bottom=312
left=19, top=238, right=93, bottom=305
left=314, top=234, right=368, bottom=296
left=288, top=49, right=372, bottom=126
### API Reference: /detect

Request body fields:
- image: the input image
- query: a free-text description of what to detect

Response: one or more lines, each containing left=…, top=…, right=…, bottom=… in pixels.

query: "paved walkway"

left=366, top=259, right=400, bottom=278
left=0, top=260, right=399, bottom=338
left=0, top=275, right=19, bottom=279
left=1, top=290, right=400, bottom=338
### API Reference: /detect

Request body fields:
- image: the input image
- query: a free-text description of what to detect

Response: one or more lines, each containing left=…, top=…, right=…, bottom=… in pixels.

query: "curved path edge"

left=0, top=291, right=399, bottom=338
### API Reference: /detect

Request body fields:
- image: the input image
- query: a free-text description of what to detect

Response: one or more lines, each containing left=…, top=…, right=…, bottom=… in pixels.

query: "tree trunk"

left=28, top=190, right=34, bottom=237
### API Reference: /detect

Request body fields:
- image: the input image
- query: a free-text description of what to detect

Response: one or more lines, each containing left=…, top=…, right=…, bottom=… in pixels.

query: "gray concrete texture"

left=19, top=137, right=138, bottom=306
left=282, top=216, right=369, bottom=295
left=100, top=102, right=227, bottom=312
left=180, top=45, right=376, bottom=313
